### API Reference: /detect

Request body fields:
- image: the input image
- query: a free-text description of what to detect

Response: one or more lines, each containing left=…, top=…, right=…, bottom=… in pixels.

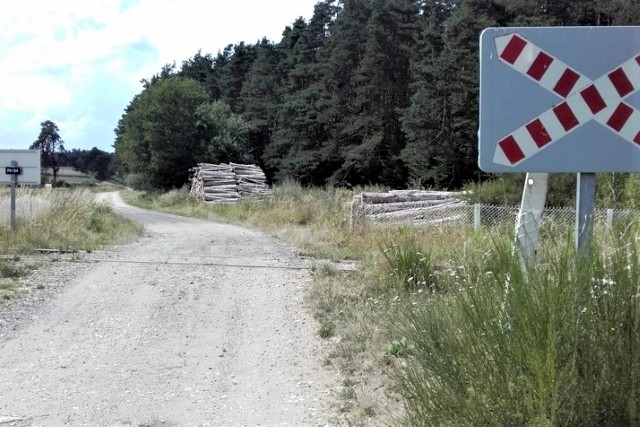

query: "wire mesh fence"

left=351, top=198, right=640, bottom=233
left=0, top=191, right=51, bottom=226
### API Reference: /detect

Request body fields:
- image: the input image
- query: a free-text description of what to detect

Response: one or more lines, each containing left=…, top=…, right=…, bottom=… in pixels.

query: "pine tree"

left=331, top=0, right=419, bottom=187
left=240, top=38, right=287, bottom=168
left=30, top=120, right=66, bottom=185
left=318, top=0, right=372, bottom=185
left=216, top=42, right=258, bottom=113
left=401, top=0, right=496, bottom=188
left=266, top=1, right=338, bottom=185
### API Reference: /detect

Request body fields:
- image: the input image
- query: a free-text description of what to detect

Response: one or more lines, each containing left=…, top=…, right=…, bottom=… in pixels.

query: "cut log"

left=363, top=199, right=453, bottom=214
left=361, top=191, right=461, bottom=204
left=368, top=202, right=466, bottom=221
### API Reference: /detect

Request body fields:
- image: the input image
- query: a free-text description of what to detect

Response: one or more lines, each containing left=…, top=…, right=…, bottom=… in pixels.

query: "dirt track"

left=0, top=192, right=337, bottom=426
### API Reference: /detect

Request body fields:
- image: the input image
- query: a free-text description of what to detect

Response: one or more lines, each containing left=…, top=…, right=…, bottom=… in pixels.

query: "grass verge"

left=392, top=233, right=640, bottom=425
left=0, top=188, right=143, bottom=303
left=126, top=182, right=640, bottom=425
left=0, top=189, right=142, bottom=254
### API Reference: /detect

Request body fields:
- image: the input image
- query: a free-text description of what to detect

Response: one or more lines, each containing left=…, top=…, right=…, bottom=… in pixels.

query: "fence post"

left=350, top=194, right=363, bottom=232
left=474, top=203, right=481, bottom=229
left=606, top=208, right=614, bottom=230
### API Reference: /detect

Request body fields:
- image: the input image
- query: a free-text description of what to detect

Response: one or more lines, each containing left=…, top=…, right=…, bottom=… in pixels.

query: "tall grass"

left=380, top=227, right=437, bottom=292
left=0, top=189, right=142, bottom=253
left=392, top=233, right=640, bottom=426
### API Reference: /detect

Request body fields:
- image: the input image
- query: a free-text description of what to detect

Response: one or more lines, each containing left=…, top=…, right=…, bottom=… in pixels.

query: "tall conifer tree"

left=267, top=1, right=338, bottom=184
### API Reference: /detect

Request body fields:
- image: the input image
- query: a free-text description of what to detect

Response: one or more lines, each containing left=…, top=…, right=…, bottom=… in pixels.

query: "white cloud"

left=57, top=116, right=93, bottom=143
left=0, top=74, right=72, bottom=111
left=0, top=0, right=319, bottom=151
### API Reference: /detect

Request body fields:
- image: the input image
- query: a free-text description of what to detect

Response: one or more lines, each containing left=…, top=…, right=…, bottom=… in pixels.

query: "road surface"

left=0, top=192, right=336, bottom=426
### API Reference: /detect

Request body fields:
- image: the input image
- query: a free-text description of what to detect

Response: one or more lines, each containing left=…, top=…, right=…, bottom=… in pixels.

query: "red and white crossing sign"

left=479, top=27, right=640, bottom=172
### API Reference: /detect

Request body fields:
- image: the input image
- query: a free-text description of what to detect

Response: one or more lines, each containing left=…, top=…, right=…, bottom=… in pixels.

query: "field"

left=41, top=166, right=97, bottom=185
left=126, top=183, right=640, bottom=426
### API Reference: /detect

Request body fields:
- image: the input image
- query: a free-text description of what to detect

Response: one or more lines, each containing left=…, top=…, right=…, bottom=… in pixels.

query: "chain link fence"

left=351, top=197, right=640, bottom=233
left=0, top=191, right=51, bottom=226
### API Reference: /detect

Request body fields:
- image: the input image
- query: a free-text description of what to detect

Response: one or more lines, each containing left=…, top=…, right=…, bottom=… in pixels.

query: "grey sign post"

left=9, top=161, right=18, bottom=230
left=479, top=26, right=640, bottom=252
left=1, top=150, right=41, bottom=231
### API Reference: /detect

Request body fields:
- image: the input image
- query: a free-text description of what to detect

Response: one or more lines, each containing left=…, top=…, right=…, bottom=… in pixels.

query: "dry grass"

left=0, top=188, right=142, bottom=306
left=0, top=188, right=142, bottom=254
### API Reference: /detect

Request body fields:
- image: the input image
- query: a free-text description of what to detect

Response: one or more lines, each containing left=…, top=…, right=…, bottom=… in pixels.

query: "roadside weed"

left=385, top=337, right=413, bottom=358
left=0, top=189, right=142, bottom=254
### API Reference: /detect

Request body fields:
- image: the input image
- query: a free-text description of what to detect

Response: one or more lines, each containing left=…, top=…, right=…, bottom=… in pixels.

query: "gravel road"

left=0, top=192, right=338, bottom=426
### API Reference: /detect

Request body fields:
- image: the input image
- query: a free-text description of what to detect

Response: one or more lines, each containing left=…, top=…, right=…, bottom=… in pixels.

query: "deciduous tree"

left=196, top=100, right=252, bottom=164
left=116, top=77, right=211, bottom=190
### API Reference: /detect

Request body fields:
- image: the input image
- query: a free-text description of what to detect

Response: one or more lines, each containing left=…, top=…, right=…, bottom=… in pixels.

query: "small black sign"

left=5, top=167, right=21, bottom=175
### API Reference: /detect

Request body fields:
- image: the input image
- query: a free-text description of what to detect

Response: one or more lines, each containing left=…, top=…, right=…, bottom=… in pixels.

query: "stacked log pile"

left=231, top=163, right=272, bottom=198
left=350, top=190, right=466, bottom=230
left=190, top=163, right=270, bottom=203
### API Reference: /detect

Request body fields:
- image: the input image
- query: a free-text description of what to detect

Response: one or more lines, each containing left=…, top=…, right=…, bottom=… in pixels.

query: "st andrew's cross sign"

left=479, top=26, right=640, bottom=173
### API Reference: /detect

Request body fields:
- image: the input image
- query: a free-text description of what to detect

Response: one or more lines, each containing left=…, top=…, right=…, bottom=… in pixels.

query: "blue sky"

left=0, top=0, right=319, bottom=153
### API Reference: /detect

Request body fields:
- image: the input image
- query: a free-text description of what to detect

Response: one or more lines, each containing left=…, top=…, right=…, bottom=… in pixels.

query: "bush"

left=623, top=173, right=640, bottom=209
left=463, top=174, right=579, bottom=208
left=462, top=175, right=524, bottom=206
left=124, top=174, right=153, bottom=191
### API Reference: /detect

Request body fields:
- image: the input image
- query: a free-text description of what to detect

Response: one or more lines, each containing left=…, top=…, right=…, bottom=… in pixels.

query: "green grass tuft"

left=319, top=322, right=336, bottom=339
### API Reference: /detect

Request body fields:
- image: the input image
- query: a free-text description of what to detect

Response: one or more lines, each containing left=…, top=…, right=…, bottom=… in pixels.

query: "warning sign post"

left=479, top=26, right=640, bottom=252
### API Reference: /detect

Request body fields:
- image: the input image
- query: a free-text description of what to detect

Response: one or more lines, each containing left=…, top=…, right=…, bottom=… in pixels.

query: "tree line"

left=30, top=120, right=115, bottom=183
left=29, top=120, right=116, bottom=184
left=114, top=0, right=640, bottom=191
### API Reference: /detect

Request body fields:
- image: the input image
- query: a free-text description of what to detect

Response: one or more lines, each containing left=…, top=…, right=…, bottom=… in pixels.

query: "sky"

left=0, top=0, right=320, bottom=153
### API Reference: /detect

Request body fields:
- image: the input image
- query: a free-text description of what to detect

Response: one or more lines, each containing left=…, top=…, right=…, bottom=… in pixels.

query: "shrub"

left=462, top=174, right=577, bottom=207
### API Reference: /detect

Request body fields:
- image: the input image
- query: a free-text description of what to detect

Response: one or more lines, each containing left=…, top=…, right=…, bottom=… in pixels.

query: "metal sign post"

left=515, top=173, right=548, bottom=263
left=576, top=173, right=597, bottom=251
left=9, top=161, right=18, bottom=230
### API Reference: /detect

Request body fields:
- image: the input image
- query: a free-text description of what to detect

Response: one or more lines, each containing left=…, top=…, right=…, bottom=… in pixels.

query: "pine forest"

left=114, top=0, right=640, bottom=191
